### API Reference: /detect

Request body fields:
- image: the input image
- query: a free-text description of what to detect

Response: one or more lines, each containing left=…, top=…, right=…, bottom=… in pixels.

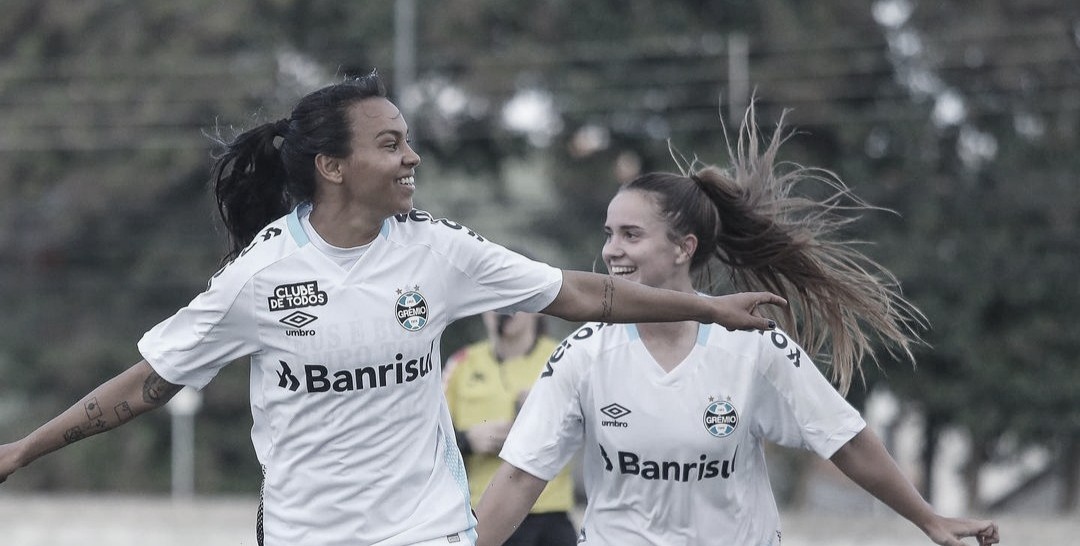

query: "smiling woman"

left=0, top=70, right=786, bottom=546
left=474, top=105, right=999, bottom=546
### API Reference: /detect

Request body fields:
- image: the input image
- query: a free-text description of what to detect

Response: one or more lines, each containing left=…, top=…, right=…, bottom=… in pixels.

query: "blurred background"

left=0, top=0, right=1078, bottom=543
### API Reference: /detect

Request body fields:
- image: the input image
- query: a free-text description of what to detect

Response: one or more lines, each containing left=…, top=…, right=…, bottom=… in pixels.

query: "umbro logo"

left=600, top=403, right=631, bottom=428
left=280, top=311, right=317, bottom=336
left=280, top=311, right=317, bottom=328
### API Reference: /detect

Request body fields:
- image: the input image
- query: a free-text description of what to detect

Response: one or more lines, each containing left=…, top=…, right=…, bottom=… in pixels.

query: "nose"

left=404, top=142, right=421, bottom=167
left=601, top=235, right=621, bottom=263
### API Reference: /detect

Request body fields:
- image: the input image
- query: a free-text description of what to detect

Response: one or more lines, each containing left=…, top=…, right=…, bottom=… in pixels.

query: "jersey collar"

left=285, top=203, right=392, bottom=247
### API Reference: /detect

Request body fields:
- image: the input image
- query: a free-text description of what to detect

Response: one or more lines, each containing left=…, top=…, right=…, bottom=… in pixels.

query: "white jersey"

left=501, top=322, right=866, bottom=546
left=138, top=205, right=562, bottom=546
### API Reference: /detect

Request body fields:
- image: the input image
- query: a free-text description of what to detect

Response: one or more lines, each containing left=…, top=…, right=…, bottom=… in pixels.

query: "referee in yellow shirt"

left=444, top=310, right=577, bottom=546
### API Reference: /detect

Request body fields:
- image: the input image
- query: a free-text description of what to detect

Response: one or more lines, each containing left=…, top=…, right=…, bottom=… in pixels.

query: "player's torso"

left=253, top=241, right=449, bottom=413
left=579, top=324, right=751, bottom=487
left=574, top=324, right=779, bottom=546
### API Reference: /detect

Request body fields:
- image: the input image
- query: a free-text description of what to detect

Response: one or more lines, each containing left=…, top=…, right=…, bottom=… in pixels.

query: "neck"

left=308, top=202, right=384, bottom=248
left=493, top=330, right=538, bottom=362
left=636, top=277, right=698, bottom=339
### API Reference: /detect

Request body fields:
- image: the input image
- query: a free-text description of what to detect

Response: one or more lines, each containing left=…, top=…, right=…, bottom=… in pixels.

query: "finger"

left=977, top=524, right=999, bottom=544
left=744, top=317, right=777, bottom=332
left=751, top=292, right=788, bottom=308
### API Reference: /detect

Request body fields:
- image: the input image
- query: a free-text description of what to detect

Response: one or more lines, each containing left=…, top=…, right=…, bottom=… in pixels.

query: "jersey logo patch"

left=277, top=361, right=300, bottom=391
left=268, top=281, right=328, bottom=311
left=279, top=311, right=318, bottom=337
left=600, top=403, right=631, bottom=428
left=395, top=288, right=429, bottom=332
left=703, top=400, right=739, bottom=437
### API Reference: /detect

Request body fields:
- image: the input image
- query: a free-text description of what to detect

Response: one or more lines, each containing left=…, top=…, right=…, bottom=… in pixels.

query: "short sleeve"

left=137, top=267, right=261, bottom=390
left=748, top=330, right=866, bottom=459
left=499, top=340, right=585, bottom=481
left=442, top=236, right=563, bottom=322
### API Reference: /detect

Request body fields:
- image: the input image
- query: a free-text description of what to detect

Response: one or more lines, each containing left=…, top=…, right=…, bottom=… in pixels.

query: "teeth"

left=609, top=266, right=636, bottom=275
left=397, top=176, right=415, bottom=186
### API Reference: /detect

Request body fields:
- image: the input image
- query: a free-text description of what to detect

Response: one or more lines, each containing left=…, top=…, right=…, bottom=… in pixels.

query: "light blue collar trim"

left=696, top=323, right=711, bottom=346
left=286, top=204, right=310, bottom=247
left=379, top=217, right=390, bottom=238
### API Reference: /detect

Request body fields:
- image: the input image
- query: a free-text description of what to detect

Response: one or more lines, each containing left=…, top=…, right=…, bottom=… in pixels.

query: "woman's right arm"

left=474, top=462, right=549, bottom=546
left=0, top=359, right=182, bottom=484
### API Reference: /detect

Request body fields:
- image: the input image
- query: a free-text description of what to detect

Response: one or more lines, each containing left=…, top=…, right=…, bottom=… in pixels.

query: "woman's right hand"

left=709, top=292, right=786, bottom=331
left=922, top=515, right=999, bottom=546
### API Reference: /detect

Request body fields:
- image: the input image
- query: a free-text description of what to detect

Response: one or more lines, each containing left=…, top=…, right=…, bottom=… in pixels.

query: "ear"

left=674, top=233, right=698, bottom=266
left=314, top=153, right=344, bottom=185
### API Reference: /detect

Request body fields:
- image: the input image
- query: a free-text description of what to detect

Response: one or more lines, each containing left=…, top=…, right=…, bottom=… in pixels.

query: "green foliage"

left=1, top=0, right=1077, bottom=503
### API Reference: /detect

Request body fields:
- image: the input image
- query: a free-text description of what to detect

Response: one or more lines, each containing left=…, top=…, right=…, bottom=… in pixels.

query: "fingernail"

left=767, top=320, right=776, bottom=330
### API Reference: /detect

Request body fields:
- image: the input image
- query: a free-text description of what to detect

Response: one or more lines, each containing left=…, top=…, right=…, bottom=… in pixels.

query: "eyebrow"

left=373, top=128, right=406, bottom=140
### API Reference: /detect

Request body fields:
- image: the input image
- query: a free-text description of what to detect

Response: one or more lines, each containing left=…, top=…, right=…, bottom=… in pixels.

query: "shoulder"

left=387, top=209, right=490, bottom=247
left=548, top=322, right=626, bottom=366
left=707, top=326, right=812, bottom=375
left=446, top=341, right=491, bottom=366
left=444, top=340, right=492, bottom=378
left=204, top=215, right=300, bottom=297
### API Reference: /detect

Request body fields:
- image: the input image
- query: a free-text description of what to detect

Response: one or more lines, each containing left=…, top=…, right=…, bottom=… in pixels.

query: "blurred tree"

left=1, top=0, right=1078, bottom=511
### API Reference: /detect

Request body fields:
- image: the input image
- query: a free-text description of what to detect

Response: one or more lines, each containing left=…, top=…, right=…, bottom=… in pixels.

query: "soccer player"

left=0, top=71, right=785, bottom=546
left=444, top=310, right=577, bottom=546
left=474, top=109, right=1000, bottom=546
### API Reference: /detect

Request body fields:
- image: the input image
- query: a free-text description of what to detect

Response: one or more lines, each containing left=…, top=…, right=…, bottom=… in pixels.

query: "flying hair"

left=656, top=101, right=927, bottom=394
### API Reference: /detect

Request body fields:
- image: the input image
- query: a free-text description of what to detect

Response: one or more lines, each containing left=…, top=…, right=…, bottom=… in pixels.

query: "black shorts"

left=503, top=512, right=577, bottom=546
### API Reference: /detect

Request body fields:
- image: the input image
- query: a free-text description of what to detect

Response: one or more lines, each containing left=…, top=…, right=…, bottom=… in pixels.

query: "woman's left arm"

left=542, top=270, right=784, bottom=330
left=830, top=427, right=999, bottom=546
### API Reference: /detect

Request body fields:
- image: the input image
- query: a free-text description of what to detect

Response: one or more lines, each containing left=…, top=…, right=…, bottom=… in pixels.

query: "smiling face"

left=602, top=189, right=696, bottom=292
left=335, top=97, right=421, bottom=217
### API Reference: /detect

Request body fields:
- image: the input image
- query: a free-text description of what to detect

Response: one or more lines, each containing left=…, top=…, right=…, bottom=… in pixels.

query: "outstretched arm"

left=830, top=427, right=999, bottom=546
left=543, top=270, right=784, bottom=331
left=0, top=359, right=182, bottom=484
left=474, top=462, right=549, bottom=546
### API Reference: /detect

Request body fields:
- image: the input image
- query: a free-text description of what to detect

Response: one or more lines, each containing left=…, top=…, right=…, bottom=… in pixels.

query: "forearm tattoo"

left=601, top=278, right=615, bottom=320
left=143, top=371, right=182, bottom=405
left=63, top=425, right=86, bottom=444
left=62, top=398, right=113, bottom=445
left=114, top=401, right=134, bottom=423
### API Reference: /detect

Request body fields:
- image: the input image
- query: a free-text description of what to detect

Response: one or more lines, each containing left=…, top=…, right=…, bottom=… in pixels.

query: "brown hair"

left=621, top=105, right=925, bottom=394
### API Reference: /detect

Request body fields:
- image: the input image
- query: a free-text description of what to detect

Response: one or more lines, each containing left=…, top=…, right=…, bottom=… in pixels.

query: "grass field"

left=0, top=494, right=1071, bottom=545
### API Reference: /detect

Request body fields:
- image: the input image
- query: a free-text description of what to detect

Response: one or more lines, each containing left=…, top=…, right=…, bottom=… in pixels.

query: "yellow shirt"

left=444, top=337, right=574, bottom=513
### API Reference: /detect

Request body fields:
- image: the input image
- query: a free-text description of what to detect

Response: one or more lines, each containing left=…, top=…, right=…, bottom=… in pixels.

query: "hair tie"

left=274, top=118, right=291, bottom=137
left=689, top=172, right=708, bottom=192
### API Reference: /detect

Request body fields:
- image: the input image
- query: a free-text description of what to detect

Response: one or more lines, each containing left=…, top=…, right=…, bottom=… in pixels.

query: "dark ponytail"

left=210, top=71, right=388, bottom=262
left=623, top=106, right=925, bottom=395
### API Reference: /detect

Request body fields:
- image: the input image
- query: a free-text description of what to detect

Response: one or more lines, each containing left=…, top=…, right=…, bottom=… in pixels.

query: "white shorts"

left=408, top=531, right=477, bottom=546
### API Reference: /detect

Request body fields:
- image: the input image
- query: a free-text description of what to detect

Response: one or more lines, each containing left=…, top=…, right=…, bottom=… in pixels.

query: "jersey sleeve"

left=748, top=330, right=866, bottom=459
left=499, top=338, right=585, bottom=481
left=439, top=230, right=563, bottom=321
left=136, top=263, right=261, bottom=390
